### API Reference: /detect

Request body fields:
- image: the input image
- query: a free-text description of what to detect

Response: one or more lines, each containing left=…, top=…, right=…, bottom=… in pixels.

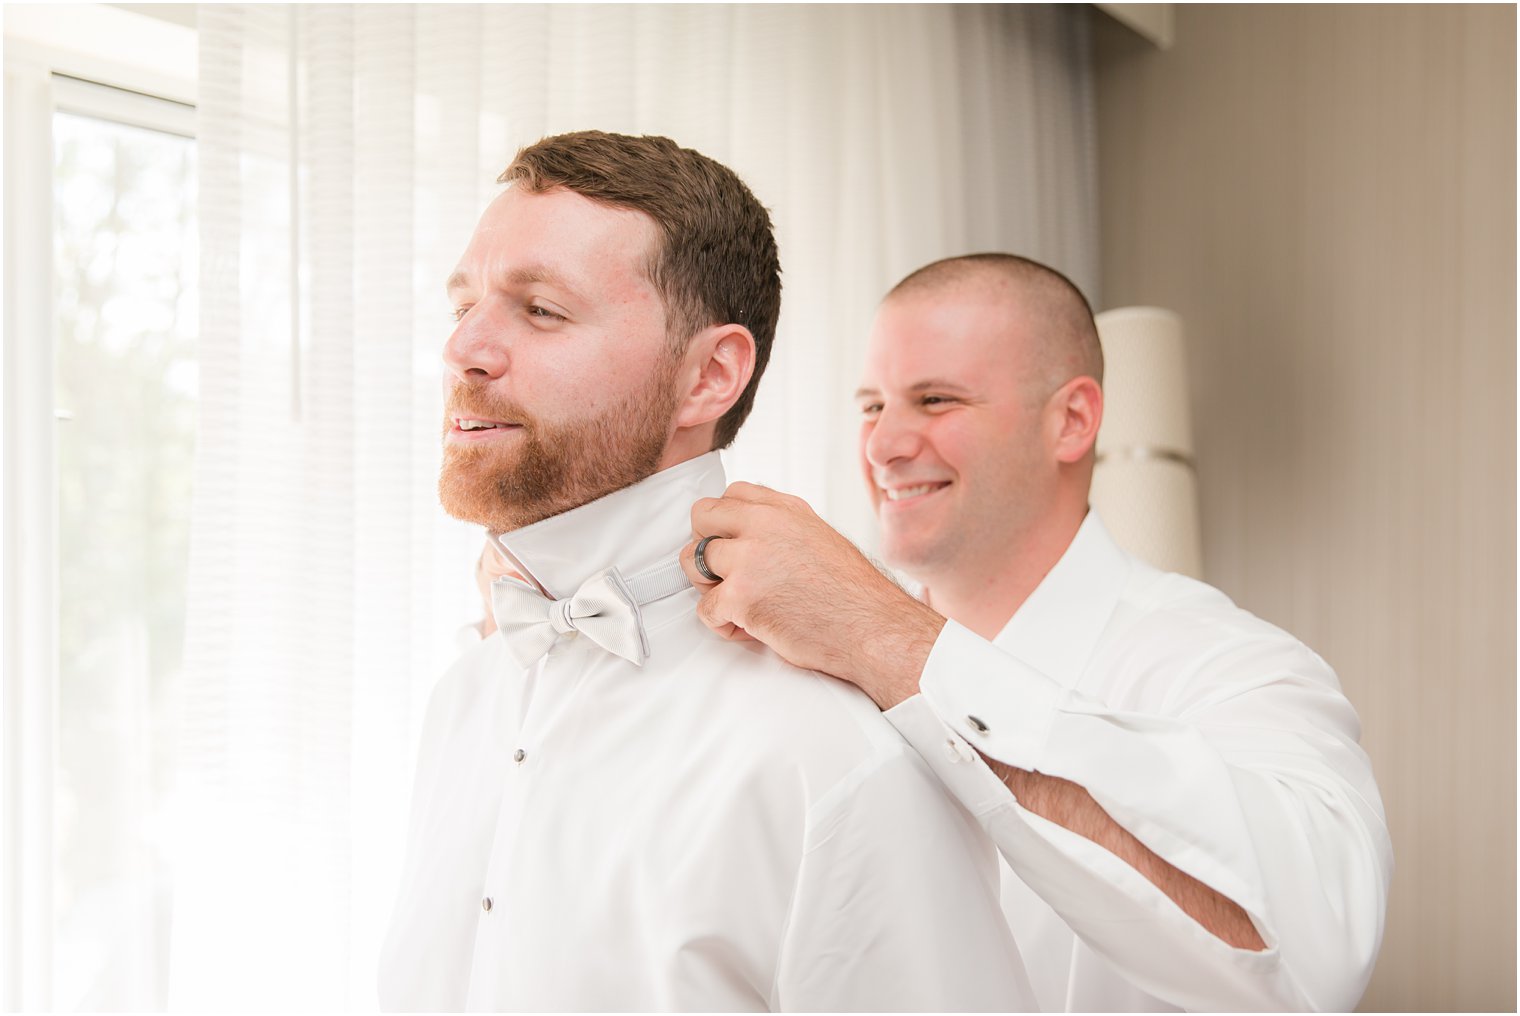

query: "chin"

left=438, top=481, right=494, bottom=529
left=879, top=533, right=949, bottom=582
left=438, top=458, right=511, bottom=531
left=877, top=537, right=919, bottom=574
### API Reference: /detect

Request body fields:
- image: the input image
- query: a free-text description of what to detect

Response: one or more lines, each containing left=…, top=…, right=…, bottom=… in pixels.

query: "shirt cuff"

left=915, top=619, right=1064, bottom=772
left=883, top=694, right=1014, bottom=819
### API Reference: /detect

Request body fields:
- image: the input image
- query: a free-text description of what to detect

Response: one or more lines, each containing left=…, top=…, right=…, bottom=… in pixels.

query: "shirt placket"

left=467, top=634, right=594, bottom=1002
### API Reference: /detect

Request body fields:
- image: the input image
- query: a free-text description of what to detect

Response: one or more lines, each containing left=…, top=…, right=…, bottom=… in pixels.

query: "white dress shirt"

left=379, top=453, right=1033, bottom=1012
left=885, top=511, right=1392, bottom=1012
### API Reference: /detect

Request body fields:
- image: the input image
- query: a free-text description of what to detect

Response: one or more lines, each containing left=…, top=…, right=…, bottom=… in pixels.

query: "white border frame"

left=3, top=58, right=58, bottom=1015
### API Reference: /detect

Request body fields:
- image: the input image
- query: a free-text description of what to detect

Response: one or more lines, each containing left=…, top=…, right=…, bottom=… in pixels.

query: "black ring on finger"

left=693, top=535, right=723, bottom=583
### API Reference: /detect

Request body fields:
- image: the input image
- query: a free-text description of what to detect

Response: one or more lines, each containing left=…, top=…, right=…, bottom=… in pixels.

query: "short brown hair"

left=501, top=131, right=782, bottom=449
left=888, top=253, right=1103, bottom=393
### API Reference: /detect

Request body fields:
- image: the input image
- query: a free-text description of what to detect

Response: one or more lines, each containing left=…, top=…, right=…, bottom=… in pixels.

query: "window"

left=4, top=7, right=197, bottom=1010
left=52, top=100, right=197, bottom=1012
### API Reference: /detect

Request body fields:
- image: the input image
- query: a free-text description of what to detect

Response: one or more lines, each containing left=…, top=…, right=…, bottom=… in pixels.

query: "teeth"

left=885, top=484, right=940, bottom=501
left=459, top=419, right=504, bottom=431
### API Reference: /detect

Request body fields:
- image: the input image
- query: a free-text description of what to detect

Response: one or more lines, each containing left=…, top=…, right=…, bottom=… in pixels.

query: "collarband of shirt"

left=987, top=509, right=1131, bottom=683
left=488, top=451, right=726, bottom=602
left=902, top=510, right=1132, bottom=785
left=908, top=510, right=1130, bottom=686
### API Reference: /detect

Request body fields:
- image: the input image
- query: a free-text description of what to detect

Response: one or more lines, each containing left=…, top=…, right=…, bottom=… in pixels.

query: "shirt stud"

left=513, top=748, right=526, bottom=764
left=967, top=715, right=989, bottom=733
left=481, top=897, right=493, bottom=913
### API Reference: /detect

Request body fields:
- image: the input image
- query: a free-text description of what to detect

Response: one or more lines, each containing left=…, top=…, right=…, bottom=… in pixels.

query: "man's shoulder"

left=419, top=633, right=510, bottom=730
left=1120, top=562, right=1320, bottom=652
left=1100, top=558, right=1342, bottom=702
left=660, top=609, right=922, bottom=766
left=1070, top=513, right=1318, bottom=655
left=670, top=624, right=967, bottom=836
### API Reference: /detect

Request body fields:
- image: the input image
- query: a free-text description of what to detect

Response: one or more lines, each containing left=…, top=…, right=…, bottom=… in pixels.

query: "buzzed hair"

left=886, top=253, right=1103, bottom=394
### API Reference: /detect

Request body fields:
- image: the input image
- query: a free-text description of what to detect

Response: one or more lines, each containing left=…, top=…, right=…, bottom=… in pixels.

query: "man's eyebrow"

left=852, top=379, right=972, bottom=399
left=906, top=379, right=972, bottom=394
left=445, top=264, right=577, bottom=296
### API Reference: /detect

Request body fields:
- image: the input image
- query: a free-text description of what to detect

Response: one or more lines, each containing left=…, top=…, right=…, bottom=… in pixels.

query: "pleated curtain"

left=174, top=4, right=1096, bottom=1008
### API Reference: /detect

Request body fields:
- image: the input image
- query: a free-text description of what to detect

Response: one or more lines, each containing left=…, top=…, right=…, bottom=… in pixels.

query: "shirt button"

left=945, top=738, right=976, bottom=764
left=967, top=714, right=989, bottom=733
left=513, top=748, right=526, bottom=764
left=481, top=897, right=493, bottom=913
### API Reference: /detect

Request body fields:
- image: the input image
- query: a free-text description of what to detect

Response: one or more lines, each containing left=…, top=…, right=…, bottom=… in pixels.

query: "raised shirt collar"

left=991, top=509, right=1132, bottom=688
left=489, top=452, right=726, bottom=601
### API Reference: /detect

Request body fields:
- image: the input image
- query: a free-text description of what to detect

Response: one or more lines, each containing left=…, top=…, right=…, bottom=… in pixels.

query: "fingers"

left=679, top=539, right=716, bottom=589
left=706, top=612, right=757, bottom=643
left=682, top=534, right=737, bottom=589
left=693, top=583, right=756, bottom=642
left=719, top=623, right=757, bottom=643
left=722, top=481, right=815, bottom=515
left=690, top=482, right=797, bottom=530
left=688, top=486, right=768, bottom=538
left=691, top=487, right=817, bottom=544
left=690, top=495, right=751, bottom=540
left=721, top=480, right=783, bottom=503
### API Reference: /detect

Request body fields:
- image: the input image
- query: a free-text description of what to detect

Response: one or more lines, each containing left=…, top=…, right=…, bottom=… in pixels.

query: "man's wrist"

left=846, top=593, right=944, bottom=710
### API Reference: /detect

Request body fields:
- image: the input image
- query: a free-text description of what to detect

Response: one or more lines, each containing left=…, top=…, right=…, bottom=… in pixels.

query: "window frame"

left=2, top=6, right=196, bottom=1009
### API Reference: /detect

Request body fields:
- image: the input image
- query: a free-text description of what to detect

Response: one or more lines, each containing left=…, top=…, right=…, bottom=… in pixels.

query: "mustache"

left=444, top=384, right=538, bottom=428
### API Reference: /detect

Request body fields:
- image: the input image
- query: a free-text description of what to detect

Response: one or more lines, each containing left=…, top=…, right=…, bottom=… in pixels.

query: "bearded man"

left=377, top=132, right=1033, bottom=1012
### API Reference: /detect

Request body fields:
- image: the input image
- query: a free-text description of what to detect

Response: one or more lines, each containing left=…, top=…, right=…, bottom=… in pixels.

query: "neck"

left=657, top=426, right=718, bottom=472
left=920, top=504, right=1088, bottom=641
left=493, top=452, right=726, bottom=600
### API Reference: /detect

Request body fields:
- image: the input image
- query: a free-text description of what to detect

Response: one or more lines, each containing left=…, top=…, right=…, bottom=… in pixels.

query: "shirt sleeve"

left=885, top=619, right=1393, bottom=1012
left=770, top=740, right=1035, bottom=1012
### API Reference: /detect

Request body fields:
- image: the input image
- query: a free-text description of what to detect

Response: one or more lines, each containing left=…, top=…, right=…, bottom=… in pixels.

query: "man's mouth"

left=447, top=416, right=525, bottom=442
left=879, top=481, right=951, bottom=503
left=455, top=418, right=517, bottom=432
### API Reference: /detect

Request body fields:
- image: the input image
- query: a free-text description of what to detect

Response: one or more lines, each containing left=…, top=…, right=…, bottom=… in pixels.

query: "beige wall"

left=1093, top=4, right=1516, bottom=1011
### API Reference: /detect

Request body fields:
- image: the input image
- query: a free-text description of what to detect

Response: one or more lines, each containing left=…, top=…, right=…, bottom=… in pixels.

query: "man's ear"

left=1047, top=375, right=1103, bottom=464
left=672, top=324, right=757, bottom=431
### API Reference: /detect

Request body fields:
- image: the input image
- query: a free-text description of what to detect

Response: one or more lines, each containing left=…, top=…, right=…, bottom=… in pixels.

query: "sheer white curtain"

left=173, top=3, right=1095, bottom=1009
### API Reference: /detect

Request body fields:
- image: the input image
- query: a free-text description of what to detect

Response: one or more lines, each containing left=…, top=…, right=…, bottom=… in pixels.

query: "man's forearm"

left=835, top=598, right=1266, bottom=951
left=987, top=761, right=1267, bottom=951
left=844, top=604, right=1265, bottom=951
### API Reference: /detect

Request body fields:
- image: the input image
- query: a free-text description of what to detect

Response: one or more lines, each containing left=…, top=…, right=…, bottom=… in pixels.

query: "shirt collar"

left=489, top=452, right=725, bottom=601
left=991, top=509, right=1132, bottom=687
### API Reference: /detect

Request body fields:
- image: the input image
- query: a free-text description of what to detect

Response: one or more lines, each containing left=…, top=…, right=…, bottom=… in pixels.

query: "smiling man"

left=682, top=254, right=1392, bottom=1011
left=377, top=135, right=1032, bottom=1012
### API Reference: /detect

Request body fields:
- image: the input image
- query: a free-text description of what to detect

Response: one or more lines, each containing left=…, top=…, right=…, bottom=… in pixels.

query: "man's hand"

left=683, top=485, right=1270, bottom=956
left=679, top=482, right=944, bottom=709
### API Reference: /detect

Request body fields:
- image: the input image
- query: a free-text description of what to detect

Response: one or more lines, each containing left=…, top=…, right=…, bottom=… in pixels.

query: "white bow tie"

left=492, top=559, right=690, bottom=669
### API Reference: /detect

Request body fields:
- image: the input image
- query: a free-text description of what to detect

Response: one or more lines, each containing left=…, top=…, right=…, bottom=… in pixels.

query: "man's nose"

left=863, top=405, right=923, bottom=468
left=442, top=310, right=509, bottom=382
